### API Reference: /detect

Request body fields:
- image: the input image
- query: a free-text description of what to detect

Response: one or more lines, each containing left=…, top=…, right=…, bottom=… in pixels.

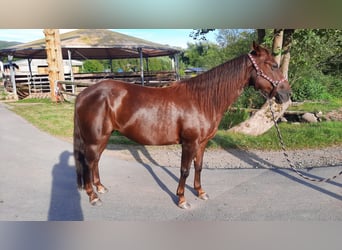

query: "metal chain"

left=268, top=99, right=342, bottom=182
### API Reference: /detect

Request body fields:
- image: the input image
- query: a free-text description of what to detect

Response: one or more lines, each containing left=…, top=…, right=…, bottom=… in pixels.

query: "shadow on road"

left=212, top=135, right=342, bottom=201
left=108, top=140, right=342, bottom=202
left=124, top=146, right=179, bottom=205
left=116, top=145, right=197, bottom=205
left=48, top=151, right=84, bottom=221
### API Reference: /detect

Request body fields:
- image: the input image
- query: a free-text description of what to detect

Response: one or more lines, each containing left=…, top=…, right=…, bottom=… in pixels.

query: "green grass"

left=108, top=131, right=138, bottom=145
left=7, top=98, right=74, bottom=139
left=5, top=98, right=342, bottom=150
left=288, top=98, right=342, bottom=113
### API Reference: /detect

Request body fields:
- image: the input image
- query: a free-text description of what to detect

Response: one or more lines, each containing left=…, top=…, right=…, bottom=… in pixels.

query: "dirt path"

left=105, top=144, right=342, bottom=170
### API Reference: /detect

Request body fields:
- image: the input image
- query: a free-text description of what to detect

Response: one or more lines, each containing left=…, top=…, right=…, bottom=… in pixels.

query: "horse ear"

left=253, top=41, right=260, bottom=53
left=252, top=41, right=258, bottom=50
left=251, top=41, right=260, bottom=55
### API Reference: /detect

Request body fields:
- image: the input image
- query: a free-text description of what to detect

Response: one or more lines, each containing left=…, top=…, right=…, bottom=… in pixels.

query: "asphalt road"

left=0, top=102, right=341, bottom=221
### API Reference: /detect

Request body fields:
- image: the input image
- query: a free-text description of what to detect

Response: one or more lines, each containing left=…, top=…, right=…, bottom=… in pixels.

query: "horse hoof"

left=199, top=192, right=209, bottom=200
left=97, top=186, right=108, bottom=194
left=90, top=197, right=103, bottom=206
left=178, top=201, right=191, bottom=209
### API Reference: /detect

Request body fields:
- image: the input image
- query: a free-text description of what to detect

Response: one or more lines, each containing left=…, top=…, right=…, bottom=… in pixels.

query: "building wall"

left=8, top=59, right=82, bottom=75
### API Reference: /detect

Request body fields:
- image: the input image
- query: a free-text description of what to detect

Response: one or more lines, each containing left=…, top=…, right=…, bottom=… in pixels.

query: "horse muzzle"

left=275, top=89, right=291, bottom=104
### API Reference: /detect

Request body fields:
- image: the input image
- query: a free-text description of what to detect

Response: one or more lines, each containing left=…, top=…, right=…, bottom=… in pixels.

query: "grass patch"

left=6, top=98, right=342, bottom=150
left=108, top=131, right=138, bottom=145
left=7, top=98, right=74, bottom=139
left=288, top=98, right=342, bottom=113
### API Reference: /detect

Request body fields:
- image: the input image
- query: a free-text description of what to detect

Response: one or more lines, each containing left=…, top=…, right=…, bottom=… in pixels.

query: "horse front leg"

left=177, top=142, right=197, bottom=209
left=194, top=142, right=209, bottom=201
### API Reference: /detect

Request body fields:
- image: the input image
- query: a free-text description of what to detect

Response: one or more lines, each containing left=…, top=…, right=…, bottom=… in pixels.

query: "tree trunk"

left=229, top=29, right=294, bottom=136
left=229, top=99, right=291, bottom=135
left=280, top=29, right=295, bottom=79
left=44, top=29, right=64, bottom=102
left=272, top=29, right=284, bottom=65
left=257, top=29, right=266, bottom=44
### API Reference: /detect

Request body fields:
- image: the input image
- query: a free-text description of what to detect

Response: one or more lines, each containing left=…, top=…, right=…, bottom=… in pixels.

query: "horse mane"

left=178, top=54, right=250, bottom=115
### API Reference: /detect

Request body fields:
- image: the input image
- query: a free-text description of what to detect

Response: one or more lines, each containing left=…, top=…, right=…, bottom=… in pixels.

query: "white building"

left=1, top=59, right=83, bottom=76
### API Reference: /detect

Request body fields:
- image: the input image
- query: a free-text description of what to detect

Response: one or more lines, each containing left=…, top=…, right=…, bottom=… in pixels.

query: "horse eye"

left=271, top=63, right=278, bottom=70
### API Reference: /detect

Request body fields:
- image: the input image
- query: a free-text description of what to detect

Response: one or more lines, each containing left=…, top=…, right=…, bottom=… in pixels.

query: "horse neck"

left=183, top=54, right=251, bottom=116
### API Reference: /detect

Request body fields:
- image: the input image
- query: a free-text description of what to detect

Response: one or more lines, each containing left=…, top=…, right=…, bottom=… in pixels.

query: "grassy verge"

left=288, top=98, right=342, bottom=113
left=5, top=98, right=342, bottom=150
left=6, top=98, right=74, bottom=139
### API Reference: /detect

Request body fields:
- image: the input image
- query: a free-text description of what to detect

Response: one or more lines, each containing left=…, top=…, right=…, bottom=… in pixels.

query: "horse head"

left=248, top=41, right=291, bottom=104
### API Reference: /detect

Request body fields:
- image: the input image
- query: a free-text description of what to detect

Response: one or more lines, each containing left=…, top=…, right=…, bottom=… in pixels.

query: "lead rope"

left=268, top=99, right=342, bottom=182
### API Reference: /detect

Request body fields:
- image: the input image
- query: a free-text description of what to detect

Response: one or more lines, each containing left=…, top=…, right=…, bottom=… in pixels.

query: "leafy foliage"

left=180, top=43, right=221, bottom=69
left=82, top=56, right=174, bottom=73
left=82, top=60, right=105, bottom=73
left=189, top=29, right=215, bottom=41
left=219, top=108, right=249, bottom=130
left=186, top=29, right=342, bottom=104
left=289, top=29, right=342, bottom=101
left=291, top=76, right=330, bottom=101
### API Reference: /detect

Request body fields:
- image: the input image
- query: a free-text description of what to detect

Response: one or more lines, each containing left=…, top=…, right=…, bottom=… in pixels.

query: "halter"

left=247, top=53, right=286, bottom=88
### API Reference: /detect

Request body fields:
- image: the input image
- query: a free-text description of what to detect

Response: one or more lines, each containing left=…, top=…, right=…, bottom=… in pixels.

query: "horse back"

left=75, top=79, right=216, bottom=146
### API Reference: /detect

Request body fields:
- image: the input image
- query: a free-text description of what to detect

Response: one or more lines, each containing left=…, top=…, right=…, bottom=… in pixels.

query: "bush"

left=325, top=76, right=342, bottom=98
left=219, top=108, right=249, bottom=130
left=291, top=77, right=331, bottom=102
left=234, top=88, right=265, bottom=109
left=82, top=60, right=105, bottom=73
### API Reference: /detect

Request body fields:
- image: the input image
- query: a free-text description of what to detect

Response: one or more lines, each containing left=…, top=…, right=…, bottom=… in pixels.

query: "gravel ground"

left=105, top=144, right=342, bottom=170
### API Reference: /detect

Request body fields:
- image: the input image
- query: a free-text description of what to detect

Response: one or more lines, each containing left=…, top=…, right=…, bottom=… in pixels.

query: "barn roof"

left=0, top=29, right=181, bottom=60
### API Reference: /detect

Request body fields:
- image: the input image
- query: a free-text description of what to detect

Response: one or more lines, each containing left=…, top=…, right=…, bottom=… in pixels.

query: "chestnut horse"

left=74, top=42, right=291, bottom=209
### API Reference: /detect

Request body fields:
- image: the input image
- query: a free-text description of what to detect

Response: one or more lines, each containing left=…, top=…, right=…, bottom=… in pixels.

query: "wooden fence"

left=5, top=71, right=177, bottom=99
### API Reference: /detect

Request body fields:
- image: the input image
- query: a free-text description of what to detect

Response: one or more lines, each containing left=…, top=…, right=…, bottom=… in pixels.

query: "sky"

left=0, top=29, right=218, bottom=49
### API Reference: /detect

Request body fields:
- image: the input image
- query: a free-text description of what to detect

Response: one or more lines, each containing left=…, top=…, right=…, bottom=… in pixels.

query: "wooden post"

left=138, top=48, right=144, bottom=85
left=272, top=29, right=284, bottom=66
left=43, top=29, right=65, bottom=101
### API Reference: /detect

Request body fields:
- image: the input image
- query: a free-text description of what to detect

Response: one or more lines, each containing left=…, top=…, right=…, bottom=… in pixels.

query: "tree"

left=181, top=42, right=221, bottom=69
left=189, top=29, right=215, bottom=41
left=82, top=60, right=105, bottom=73
left=289, top=29, right=342, bottom=101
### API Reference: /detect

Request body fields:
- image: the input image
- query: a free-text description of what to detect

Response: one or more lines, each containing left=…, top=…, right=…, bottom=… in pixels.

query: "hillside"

left=0, top=41, right=21, bottom=50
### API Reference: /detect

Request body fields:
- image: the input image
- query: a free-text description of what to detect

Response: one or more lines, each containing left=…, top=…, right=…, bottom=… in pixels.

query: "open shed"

left=0, top=29, right=181, bottom=60
left=0, top=29, right=182, bottom=88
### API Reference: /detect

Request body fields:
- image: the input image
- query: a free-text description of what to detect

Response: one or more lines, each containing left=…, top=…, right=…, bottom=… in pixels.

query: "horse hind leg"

left=92, top=161, right=108, bottom=194
left=91, top=137, right=111, bottom=195
left=74, top=129, right=100, bottom=205
left=77, top=143, right=103, bottom=206
left=84, top=136, right=111, bottom=206
left=75, top=153, right=101, bottom=206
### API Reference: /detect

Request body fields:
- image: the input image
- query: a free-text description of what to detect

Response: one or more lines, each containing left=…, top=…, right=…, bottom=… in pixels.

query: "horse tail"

left=73, top=103, right=86, bottom=190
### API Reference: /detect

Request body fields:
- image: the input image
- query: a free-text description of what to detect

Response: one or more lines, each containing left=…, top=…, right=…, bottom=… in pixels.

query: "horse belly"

left=120, top=124, right=180, bottom=145
left=118, top=107, right=181, bottom=145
